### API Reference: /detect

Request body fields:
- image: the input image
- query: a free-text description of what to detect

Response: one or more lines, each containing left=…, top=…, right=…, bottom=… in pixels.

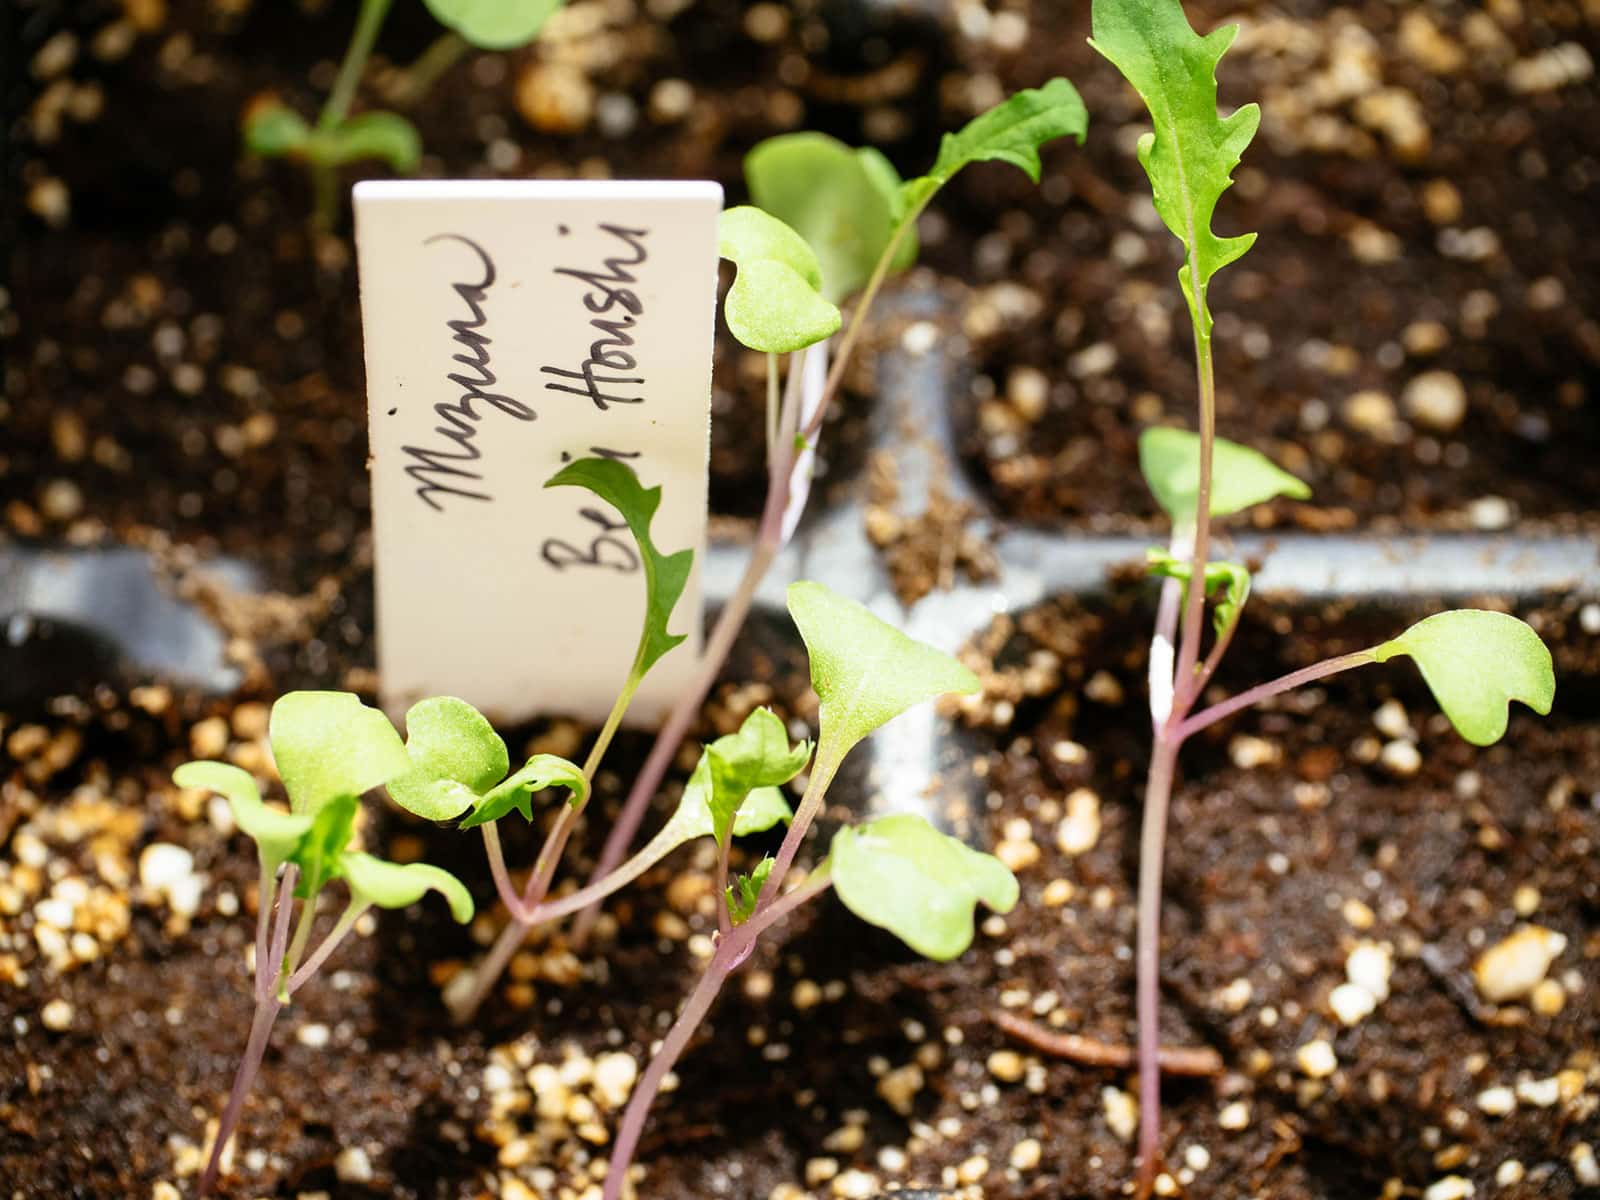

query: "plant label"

left=354, top=180, right=722, bottom=725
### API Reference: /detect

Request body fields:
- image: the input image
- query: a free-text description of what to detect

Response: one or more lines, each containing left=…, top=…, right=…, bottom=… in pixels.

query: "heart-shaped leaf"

left=388, top=696, right=509, bottom=821
left=787, top=582, right=979, bottom=771
left=421, top=0, right=564, bottom=49
left=1089, top=0, right=1259, bottom=332
left=313, top=111, right=423, bottom=172
left=173, top=761, right=312, bottom=875
left=340, top=852, right=475, bottom=922
left=268, top=692, right=411, bottom=815
left=1147, top=548, right=1251, bottom=638
left=828, top=814, right=1018, bottom=961
left=458, top=753, right=587, bottom=829
left=1371, top=610, right=1555, bottom=746
left=718, top=206, right=842, bottom=353
left=243, top=99, right=311, bottom=159
left=1140, top=427, right=1309, bottom=527
left=546, top=458, right=694, bottom=685
left=745, top=134, right=916, bottom=302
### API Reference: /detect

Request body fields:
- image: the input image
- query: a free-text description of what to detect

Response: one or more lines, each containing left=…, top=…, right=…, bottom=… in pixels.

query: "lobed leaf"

left=725, top=857, right=774, bottom=925
left=787, top=582, right=979, bottom=769
left=1140, top=427, right=1309, bottom=527
left=388, top=697, right=510, bottom=822
left=421, top=0, right=564, bottom=49
left=459, top=753, right=587, bottom=829
left=313, top=111, right=423, bottom=172
left=268, top=691, right=411, bottom=815
left=828, top=814, right=1018, bottom=961
left=717, top=206, right=842, bottom=353
left=745, top=134, right=916, bottom=302
left=340, top=852, right=475, bottom=923
left=1371, top=611, right=1555, bottom=746
left=173, top=761, right=312, bottom=876
left=546, top=458, right=695, bottom=683
left=1147, top=549, right=1251, bottom=638
left=702, top=707, right=811, bottom=845
left=900, top=78, right=1089, bottom=216
left=1089, top=0, right=1259, bottom=331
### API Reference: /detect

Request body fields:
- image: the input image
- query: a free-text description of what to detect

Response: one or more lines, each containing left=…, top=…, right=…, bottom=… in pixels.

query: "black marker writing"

left=541, top=224, right=650, bottom=410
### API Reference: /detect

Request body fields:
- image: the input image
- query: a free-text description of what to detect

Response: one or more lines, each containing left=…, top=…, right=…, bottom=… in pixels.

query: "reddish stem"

left=1177, top=651, right=1375, bottom=741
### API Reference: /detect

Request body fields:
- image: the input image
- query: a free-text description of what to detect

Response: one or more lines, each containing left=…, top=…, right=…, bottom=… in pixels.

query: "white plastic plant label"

left=353, top=179, right=722, bottom=726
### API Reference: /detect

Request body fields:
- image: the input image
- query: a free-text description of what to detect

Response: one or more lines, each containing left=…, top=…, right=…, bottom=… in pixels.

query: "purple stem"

left=1133, top=734, right=1180, bottom=1195
left=1177, top=651, right=1376, bottom=742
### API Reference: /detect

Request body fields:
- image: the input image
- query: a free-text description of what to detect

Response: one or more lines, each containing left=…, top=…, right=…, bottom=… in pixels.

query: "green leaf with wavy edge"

left=174, top=761, right=313, bottom=876
left=699, top=708, right=811, bottom=845
left=1371, top=611, right=1554, bottom=746
left=900, top=78, right=1089, bottom=216
left=828, top=814, right=1018, bottom=961
left=787, top=581, right=979, bottom=771
left=725, top=857, right=774, bottom=926
left=1147, top=548, right=1251, bottom=639
left=668, top=764, right=793, bottom=843
left=718, top=206, right=842, bottom=353
left=244, top=100, right=311, bottom=159
left=387, top=697, right=509, bottom=822
left=1140, top=427, right=1309, bottom=527
left=458, top=753, right=588, bottom=829
left=546, top=457, right=695, bottom=684
left=293, top=795, right=359, bottom=900
left=422, top=0, right=564, bottom=49
left=340, top=852, right=475, bottom=922
left=268, top=691, right=411, bottom=815
left=1089, top=0, right=1259, bottom=333
left=745, top=134, right=916, bottom=303
left=310, top=111, right=423, bottom=172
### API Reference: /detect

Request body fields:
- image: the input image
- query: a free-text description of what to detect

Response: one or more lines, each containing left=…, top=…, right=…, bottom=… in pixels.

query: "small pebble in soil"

left=1496, top=1161, right=1525, bottom=1187
left=1296, top=1038, right=1338, bottom=1078
left=1472, top=925, right=1567, bottom=1002
left=1054, top=789, right=1100, bottom=855
left=987, top=1050, right=1025, bottom=1083
left=1102, top=1086, right=1137, bottom=1142
left=1218, top=1101, right=1250, bottom=1130
left=1468, top=496, right=1514, bottom=531
left=1514, top=1076, right=1561, bottom=1108
left=1009, top=1137, right=1042, bottom=1171
left=1571, top=1144, right=1600, bottom=1187
left=1423, top=1177, right=1474, bottom=1200
left=296, top=1022, right=330, bottom=1049
left=40, top=998, right=73, bottom=1031
left=1380, top=738, right=1421, bottom=778
left=335, top=1146, right=373, bottom=1184
left=1476, top=1085, right=1516, bottom=1116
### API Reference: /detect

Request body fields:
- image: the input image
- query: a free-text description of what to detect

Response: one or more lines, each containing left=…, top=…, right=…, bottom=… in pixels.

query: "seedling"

left=1089, top=1, right=1556, bottom=1191
left=573, top=81, right=1090, bottom=942
left=174, top=692, right=475, bottom=1196
left=601, top=581, right=1018, bottom=1200
left=244, top=0, right=563, bottom=228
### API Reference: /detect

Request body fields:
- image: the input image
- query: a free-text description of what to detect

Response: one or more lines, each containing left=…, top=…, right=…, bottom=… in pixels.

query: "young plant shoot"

left=1088, top=1, right=1557, bottom=1192
left=245, top=0, right=562, bottom=227
left=602, top=582, right=1018, bottom=1200
left=174, top=692, right=474, bottom=1196
left=573, top=80, right=1089, bottom=944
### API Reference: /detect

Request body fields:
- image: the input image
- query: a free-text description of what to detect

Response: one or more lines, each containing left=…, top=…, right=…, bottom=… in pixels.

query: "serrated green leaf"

left=387, top=697, right=509, bottom=822
left=725, top=857, right=774, bottom=926
left=745, top=134, right=916, bottom=302
left=899, top=78, right=1088, bottom=215
left=1089, top=0, right=1259, bottom=332
left=828, top=814, right=1018, bottom=961
left=718, top=206, right=842, bottom=353
left=787, top=582, right=979, bottom=770
left=421, top=0, right=563, bottom=49
left=294, top=795, right=360, bottom=900
left=670, top=762, right=794, bottom=843
left=546, top=458, right=695, bottom=684
left=243, top=100, right=312, bottom=159
left=340, top=852, right=475, bottom=922
left=701, top=708, right=811, bottom=845
left=268, top=692, right=411, bottom=815
left=1371, top=611, right=1555, bottom=746
left=311, top=111, right=423, bottom=172
left=459, top=753, right=588, bottom=829
left=174, top=761, right=313, bottom=876
left=1147, top=548, right=1251, bottom=638
left=1140, top=427, right=1309, bottom=527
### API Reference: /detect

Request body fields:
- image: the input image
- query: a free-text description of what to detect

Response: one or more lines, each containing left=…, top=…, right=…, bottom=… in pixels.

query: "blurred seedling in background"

left=244, top=0, right=563, bottom=228
left=176, top=692, right=474, bottom=1196
left=1086, top=0, right=1557, bottom=1192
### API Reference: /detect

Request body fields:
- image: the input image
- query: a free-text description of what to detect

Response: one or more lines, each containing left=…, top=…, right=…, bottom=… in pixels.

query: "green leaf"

left=1139, top=428, right=1309, bottom=527
left=700, top=708, right=811, bottom=845
left=546, top=458, right=695, bottom=683
left=717, top=206, right=842, bottom=353
left=670, top=761, right=794, bottom=843
left=421, top=0, right=563, bottom=49
left=1089, top=0, right=1260, bottom=332
left=1371, top=611, right=1555, bottom=746
left=787, top=581, right=979, bottom=769
left=340, top=852, right=475, bottom=923
left=458, top=753, right=587, bottom=829
left=243, top=100, right=311, bottom=159
left=745, top=134, right=916, bottom=302
left=294, top=795, right=360, bottom=900
left=725, top=857, right=774, bottom=926
left=173, top=761, right=313, bottom=876
left=828, top=814, right=1018, bottom=961
left=899, top=78, right=1089, bottom=216
left=1147, top=549, right=1251, bottom=638
left=268, top=692, right=411, bottom=815
left=311, top=111, right=423, bottom=172
left=388, top=697, right=510, bottom=822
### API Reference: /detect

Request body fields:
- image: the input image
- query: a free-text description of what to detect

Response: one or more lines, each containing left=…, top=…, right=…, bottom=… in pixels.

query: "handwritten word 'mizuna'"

left=541, top=224, right=649, bottom=410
